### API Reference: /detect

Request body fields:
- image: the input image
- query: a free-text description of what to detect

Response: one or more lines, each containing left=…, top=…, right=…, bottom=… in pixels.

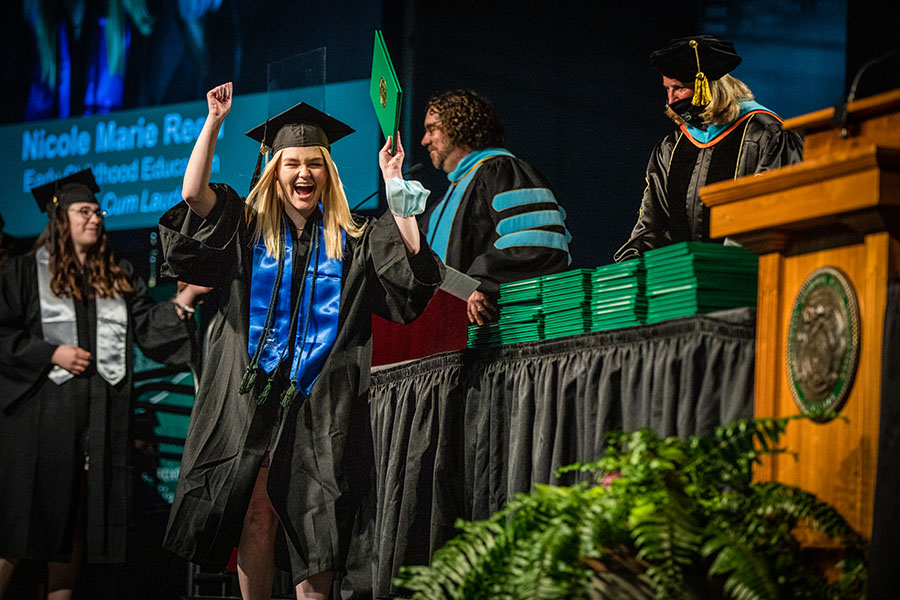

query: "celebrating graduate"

left=0, top=169, right=203, bottom=600
left=159, top=82, right=441, bottom=599
left=614, top=35, right=804, bottom=261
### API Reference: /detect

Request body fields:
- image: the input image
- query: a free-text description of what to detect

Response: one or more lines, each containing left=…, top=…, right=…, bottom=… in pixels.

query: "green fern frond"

left=702, top=529, right=779, bottom=600
left=686, top=417, right=799, bottom=491
left=749, top=483, right=865, bottom=547
left=394, top=415, right=867, bottom=600
left=629, top=491, right=703, bottom=598
left=509, top=521, right=586, bottom=599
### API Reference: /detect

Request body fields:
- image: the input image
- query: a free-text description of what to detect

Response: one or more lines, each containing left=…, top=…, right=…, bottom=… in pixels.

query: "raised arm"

left=182, top=82, right=232, bottom=218
left=379, top=134, right=427, bottom=255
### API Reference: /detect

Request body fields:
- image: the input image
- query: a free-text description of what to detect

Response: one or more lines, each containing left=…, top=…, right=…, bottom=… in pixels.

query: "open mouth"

left=293, top=182, right=315, bottom=198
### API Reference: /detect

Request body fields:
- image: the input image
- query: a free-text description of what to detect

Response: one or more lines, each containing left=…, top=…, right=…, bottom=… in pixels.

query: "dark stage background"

left=1, top=0, right=895, bottom=272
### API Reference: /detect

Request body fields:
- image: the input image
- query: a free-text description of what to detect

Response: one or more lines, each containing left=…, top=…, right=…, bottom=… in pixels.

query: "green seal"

left=785, top=266, right=860, bottom=421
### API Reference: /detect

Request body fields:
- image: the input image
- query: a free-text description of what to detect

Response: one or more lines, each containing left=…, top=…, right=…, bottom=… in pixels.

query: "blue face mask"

left=669, top=97, right=707, bottom=129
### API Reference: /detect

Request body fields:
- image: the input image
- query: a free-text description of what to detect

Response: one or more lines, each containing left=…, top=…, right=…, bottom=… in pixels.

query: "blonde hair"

left=701, top=74, right=755, bottom=125
left=244, top=146, right=366, bottom=260
left=665, top=74, right=755, bottom=127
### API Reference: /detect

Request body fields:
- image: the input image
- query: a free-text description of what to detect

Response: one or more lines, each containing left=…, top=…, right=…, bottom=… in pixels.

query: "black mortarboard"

left=244, top=102, right=354, bottom=190
left=650, top=36, right=741, bottom=107
left=245, top=102, right=354, bottom=153
left=30, top=168, right=100, bottom=215
left=650, top=35, right=741, bottom=82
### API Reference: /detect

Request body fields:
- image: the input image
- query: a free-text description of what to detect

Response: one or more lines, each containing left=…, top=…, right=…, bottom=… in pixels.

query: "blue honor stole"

left=244, top=213, right=344, bottom=406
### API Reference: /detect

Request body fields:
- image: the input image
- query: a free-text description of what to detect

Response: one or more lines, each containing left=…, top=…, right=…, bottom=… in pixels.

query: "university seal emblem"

left=785, top=266, right=860, bottom=421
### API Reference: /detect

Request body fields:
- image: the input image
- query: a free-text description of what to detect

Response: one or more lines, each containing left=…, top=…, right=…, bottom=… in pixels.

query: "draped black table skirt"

left=366, top=308, right=757, bottom=597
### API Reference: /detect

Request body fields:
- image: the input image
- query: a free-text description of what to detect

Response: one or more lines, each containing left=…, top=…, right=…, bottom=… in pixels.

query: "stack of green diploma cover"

left=468, top=268, right=596, bottom=347
left=370, top=30, right=402, bottom=153
left=591, top=258, right=647, bottom=331
left=468, top=243, right=758, bottom=349
left=643, top=242, right=758, bottom=324
left=467, top=277, right=543, bottom=348
left=541, top=269, right=595, bottom=340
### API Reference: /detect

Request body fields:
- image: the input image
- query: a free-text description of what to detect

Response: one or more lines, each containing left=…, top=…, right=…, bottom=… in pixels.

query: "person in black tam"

left=614, top=35, right=804, bottom=261
left=158, top=82, right=441, bottom=599
left=0, top=169, right=204, bottom=599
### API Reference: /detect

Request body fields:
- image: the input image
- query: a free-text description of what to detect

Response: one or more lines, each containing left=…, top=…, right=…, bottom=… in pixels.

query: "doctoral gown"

left=614, top=105, right=804, bottom=262
left=419, top=149, right=571, bottom=296
left=159, top=184, right=441, bottom=584
left=0, top=255, right=193, bottom=563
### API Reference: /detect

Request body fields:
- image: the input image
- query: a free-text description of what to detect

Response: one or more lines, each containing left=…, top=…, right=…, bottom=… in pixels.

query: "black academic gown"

left=0, top=254, right=193, bottom=563
left=159, top=184, right=441, bottom=585
left=419, top=153, right=571, bottom=296
left=614, top=111, right=804, bottom=262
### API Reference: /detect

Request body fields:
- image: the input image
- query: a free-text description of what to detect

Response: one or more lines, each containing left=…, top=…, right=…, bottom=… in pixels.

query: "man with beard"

left=614, top=35, right=804, bottom=262
left=416, top=90, right=571, bottom=324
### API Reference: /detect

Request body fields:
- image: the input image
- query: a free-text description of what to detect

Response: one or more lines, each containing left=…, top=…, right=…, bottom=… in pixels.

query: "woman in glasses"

left=0, top=169, right=206, bottom=600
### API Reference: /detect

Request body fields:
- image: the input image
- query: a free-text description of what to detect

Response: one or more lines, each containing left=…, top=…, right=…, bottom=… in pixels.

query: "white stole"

left=36, top=247, right=128, bottom=385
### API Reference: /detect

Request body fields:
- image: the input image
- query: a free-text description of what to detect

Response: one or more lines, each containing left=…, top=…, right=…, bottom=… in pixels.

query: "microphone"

left=350, top=163, right=425, bottom=212
left=832, top=45, right=900, bottom=137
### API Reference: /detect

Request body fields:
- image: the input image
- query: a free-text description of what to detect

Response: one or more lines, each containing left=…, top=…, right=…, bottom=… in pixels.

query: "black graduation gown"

left=614, top=111, right=804, bottom=262
left=159, top=184, right=441, bottom=584
left=0, top=254, right=193, bottom=563
left=419, top=154, right=571, bottom=296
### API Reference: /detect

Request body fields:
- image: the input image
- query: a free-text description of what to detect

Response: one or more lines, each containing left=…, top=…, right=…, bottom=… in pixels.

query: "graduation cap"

left=649, top=35, right=742, bottom=106
left=30, top=168, right=100, bottom=215
left=28, top=168, right=101, bottom=250
left=245, top=102, right=354, bottom=190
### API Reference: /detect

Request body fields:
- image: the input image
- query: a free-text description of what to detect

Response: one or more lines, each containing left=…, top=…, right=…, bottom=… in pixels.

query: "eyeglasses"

left=68, top=206, right=107, bottom=220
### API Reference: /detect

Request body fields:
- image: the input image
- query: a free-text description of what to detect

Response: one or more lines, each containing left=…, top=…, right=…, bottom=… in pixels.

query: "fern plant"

left=394, top=416, right=867, bottom=600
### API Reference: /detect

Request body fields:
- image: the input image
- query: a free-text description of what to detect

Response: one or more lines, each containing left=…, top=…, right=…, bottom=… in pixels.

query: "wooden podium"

left=700, top=89, right=900, bottom=538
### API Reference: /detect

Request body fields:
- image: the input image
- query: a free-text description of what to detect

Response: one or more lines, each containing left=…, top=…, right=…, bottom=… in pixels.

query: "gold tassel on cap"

left=49, top=194, right=60, bottom=250
left=689, top=40, right=712, bottom=106
left=248, top=142, right=269, bottom=193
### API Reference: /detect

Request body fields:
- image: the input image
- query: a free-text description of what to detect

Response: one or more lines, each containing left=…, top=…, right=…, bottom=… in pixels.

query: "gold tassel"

left=693, top=72, right=712, bottom=106
left=248, top=142, right=269, bottom=193
left=689, top=40, right=712, bottom=106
